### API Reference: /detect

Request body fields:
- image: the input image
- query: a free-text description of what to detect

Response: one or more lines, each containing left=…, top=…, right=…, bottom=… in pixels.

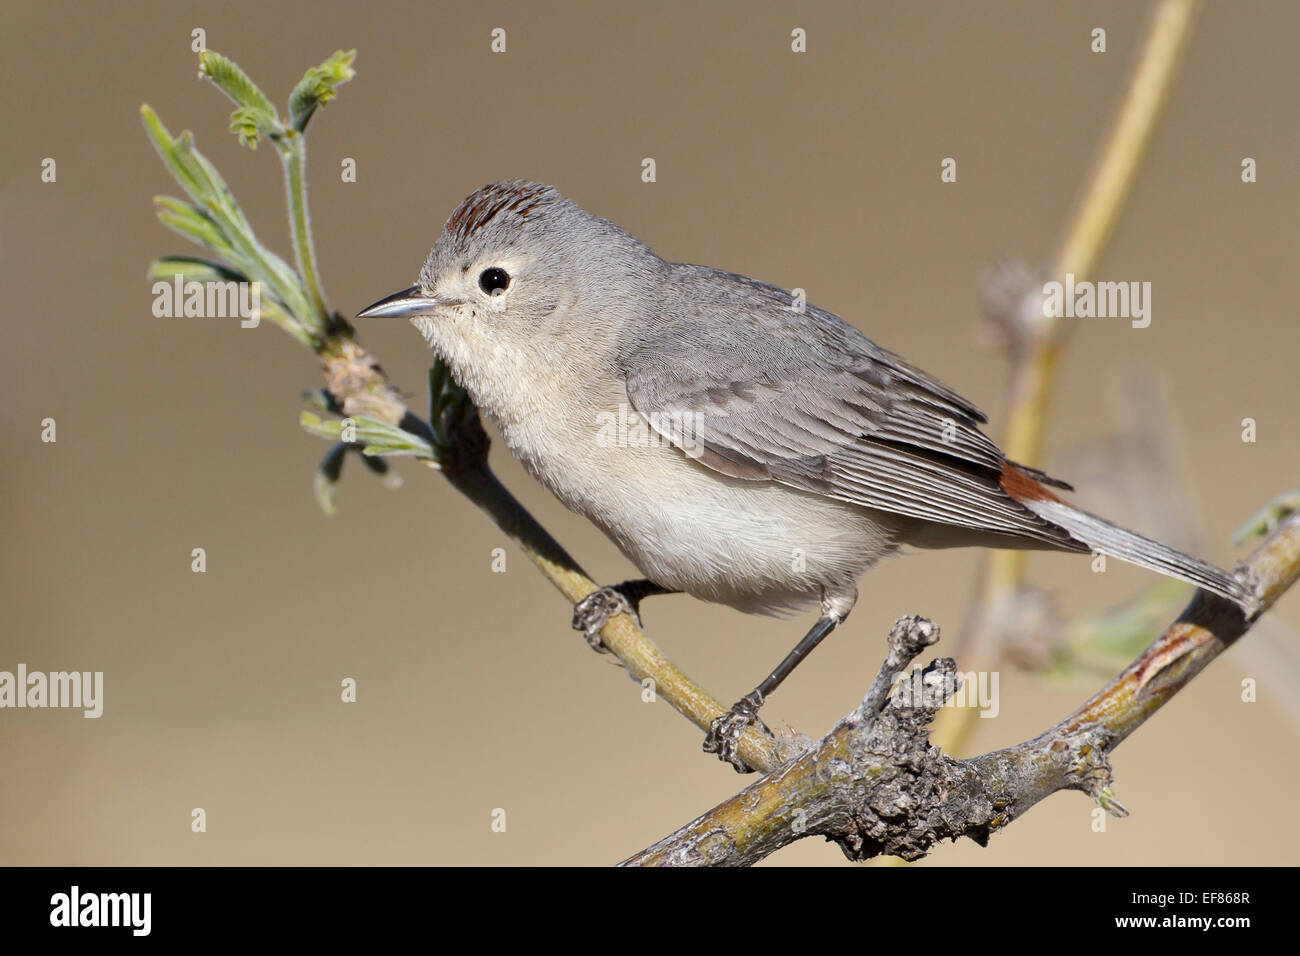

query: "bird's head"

left=359, top=180, right=663, bottom=412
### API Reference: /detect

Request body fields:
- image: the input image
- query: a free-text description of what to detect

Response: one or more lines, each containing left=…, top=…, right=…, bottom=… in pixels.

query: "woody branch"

left=621, top=512, right=1298, bottom=867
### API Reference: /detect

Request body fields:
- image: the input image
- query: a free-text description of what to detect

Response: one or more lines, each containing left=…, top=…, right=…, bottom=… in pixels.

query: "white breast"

left=418, top=314, right=899, bottom=616
left=498, top=382, right=899, bottom=616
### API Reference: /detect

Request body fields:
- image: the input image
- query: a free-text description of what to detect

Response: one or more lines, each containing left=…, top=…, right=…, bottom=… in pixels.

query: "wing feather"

left=620, top=265, right=1075, bottom=548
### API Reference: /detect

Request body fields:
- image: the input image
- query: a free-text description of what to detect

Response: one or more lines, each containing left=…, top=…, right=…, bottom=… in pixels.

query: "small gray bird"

left=359, top=180, right=1256, bottom=770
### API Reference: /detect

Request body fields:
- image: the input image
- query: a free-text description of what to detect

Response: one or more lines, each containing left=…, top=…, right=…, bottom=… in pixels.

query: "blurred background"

left=1, top=0, right=1296, bottom=866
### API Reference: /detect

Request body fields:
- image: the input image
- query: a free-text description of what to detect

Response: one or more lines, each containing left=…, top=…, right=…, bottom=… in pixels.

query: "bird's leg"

left=703, top=613, right=843, bottom=772
left=571, top=579, right=676, bottom=652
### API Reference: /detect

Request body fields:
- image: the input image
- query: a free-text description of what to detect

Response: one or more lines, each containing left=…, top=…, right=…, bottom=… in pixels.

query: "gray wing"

left=620, top=266, right=1081, bottom=548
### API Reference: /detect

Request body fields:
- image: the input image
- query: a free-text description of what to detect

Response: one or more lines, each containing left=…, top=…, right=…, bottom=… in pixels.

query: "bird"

left=358, top=179, right=1258, bottom=771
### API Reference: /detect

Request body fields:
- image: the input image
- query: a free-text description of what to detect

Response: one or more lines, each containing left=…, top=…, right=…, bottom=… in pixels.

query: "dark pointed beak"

left=356, top=285, right=439, bottom=319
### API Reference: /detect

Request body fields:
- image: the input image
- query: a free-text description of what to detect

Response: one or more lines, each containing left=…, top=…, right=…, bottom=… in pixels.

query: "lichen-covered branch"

left=622, top=512, right=1298, bottom=867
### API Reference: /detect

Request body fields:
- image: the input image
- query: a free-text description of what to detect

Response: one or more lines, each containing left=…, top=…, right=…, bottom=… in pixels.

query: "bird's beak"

left=356, top=285, right=439, bottom=319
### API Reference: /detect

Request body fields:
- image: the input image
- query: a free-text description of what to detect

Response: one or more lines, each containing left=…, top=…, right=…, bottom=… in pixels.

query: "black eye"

left=478, top=267, right=511, bottom=295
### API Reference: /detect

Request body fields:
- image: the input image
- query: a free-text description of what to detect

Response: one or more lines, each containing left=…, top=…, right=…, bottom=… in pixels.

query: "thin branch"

left=623, top=512, right=1297, bottom=867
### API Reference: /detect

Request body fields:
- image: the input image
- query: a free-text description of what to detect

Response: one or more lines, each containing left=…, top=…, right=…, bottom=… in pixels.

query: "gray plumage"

left=366, top=180, right=1256, bottom=621
left=620, top=265, right=1081, bottom=549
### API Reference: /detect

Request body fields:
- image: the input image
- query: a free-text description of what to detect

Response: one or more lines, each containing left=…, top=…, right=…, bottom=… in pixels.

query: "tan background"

left=2, top=0, right=1297, bottom=866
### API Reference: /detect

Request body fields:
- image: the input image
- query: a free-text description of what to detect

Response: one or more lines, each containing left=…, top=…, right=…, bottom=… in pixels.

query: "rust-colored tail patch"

left=999, top=460, right=1065, bottom=503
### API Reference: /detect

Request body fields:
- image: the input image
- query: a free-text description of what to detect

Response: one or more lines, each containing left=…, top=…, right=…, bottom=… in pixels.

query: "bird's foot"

left=703, top=691, right=771, bottom=773
left=571, top=586, right=639, bottom=652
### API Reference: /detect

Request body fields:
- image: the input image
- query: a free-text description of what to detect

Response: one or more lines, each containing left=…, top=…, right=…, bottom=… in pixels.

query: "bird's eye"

left=478, top=267, right=511, bottom=295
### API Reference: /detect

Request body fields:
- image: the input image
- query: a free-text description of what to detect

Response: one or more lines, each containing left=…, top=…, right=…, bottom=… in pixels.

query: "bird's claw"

left=703, top=691, right=769, bottom=773
left=571, top=587, right=636, bottom=652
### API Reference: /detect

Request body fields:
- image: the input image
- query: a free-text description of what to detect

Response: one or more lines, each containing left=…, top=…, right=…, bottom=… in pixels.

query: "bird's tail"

left=1018, top=496, right=1258, bottom=613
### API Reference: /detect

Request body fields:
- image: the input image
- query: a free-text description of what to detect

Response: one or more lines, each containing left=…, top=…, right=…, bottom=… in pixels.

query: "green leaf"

left=1096, top=788, right=1130, bottom=819
left=289, top=50, right=357, bottom=132
left=228, top=106, right=281, bottom=150
left=182, top=138, right=254, bottom=233
left=198, top=50, right=284, bottom=147
left=141, top=109, right=250, bottom=236
left=199, top=195, right=309, bottom=316
left=142, top=107, right=317, bottom=340
left=299, top=411, right=439, bottom=461
left=146, top=257, right=313, bottom=347
left=153, top=197, right=232, bottom=255
left=140, top=106, right=208, bottom=203
left=147, top=255, right=247, bottom=285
